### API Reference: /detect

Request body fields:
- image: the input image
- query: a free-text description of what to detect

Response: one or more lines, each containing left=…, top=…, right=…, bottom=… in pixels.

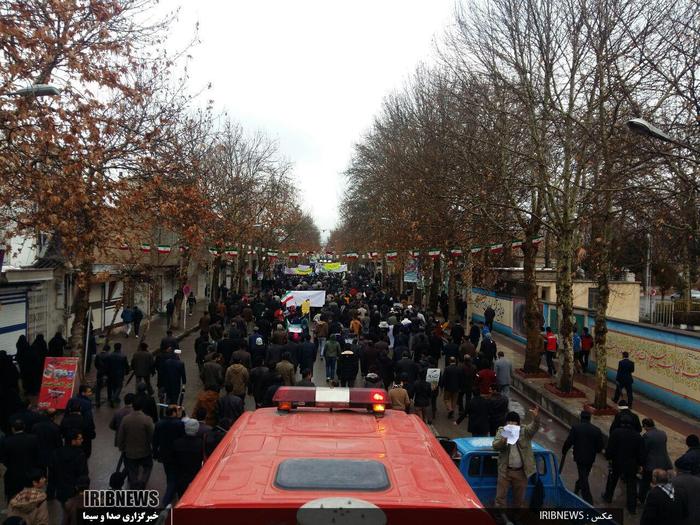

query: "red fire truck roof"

left=175, top=407, right=486, bottom=522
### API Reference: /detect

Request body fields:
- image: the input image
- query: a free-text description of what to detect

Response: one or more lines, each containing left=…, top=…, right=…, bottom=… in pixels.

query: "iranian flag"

left=345, top=252, right=358, bottom=259
left=208, top=247, right=220, bottom=256
left=471, top=246, right=482, bottom=253
left=489, top=243, right=504, bottom=254
left=268, top=251, right=278, bottom=261
left=280, top=291, right=295, bottom=306
left=450, top=248, right=463, bottom=257
left=225, top=248, right=238, bottom=257
left=178, top=245, right=189, bottom=254
left=410, top=249, right=420, bottom=257
left=140, top=243, right=151, bottom=253
left=157, top=245, right=171, bottom=254
left=368, top=252, right=379, bottom=259
left=119, top=243, right=129, bottom=250
left=428, top=248, right=441, bottom=260
left=386, top=251, right=398, bottom=260
left=511, top=240, right=523, bottom=250
left=288, top=252, right=299, bottom=258
left=532, top=236, right=544, bottom=246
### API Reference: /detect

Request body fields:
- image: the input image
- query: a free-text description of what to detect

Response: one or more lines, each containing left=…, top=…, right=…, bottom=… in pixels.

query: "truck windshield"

left=275, top=459, right=390, bottom=491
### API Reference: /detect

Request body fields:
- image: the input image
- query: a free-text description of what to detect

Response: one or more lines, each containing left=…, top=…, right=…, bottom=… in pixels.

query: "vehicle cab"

left=173, top=387, right=493, bottom=525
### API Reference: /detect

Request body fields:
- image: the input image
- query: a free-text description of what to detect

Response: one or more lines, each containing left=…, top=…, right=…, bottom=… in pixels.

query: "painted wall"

left=472, top=287, right=700, bottom=418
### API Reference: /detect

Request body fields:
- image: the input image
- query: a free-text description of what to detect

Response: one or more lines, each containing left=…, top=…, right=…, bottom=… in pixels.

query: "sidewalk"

left=491, top=333, right=699, bottom=460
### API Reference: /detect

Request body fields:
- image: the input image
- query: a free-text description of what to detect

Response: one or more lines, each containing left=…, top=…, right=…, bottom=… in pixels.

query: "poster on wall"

left=38, top=357, right=79, bottom=410
left=404, top=258, right=419, bottom=283
left=512, top=297, right=544, bottom=339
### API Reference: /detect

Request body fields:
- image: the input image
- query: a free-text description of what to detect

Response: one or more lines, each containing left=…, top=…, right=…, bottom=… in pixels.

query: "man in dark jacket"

left=159, top=330, right=179, bottom=352
left=50, top=430, right=89, bottom=505
left=217, top=333, right=237, bottom=366
left=451, top=321, right=465, bottom=345
left=194, top=330, right=211, bottom=374
left=153, top=405, right=185, bottom=507
left=131, top=342, right=154, bottom=395
left=299, top=334, right=317, bottom=373
left=640, top=418, right=673, bottom=502
left=61, top=397, right=96, bottom=458
left=132, top=305, right=144, bottom=336
left=201, top=353, right=224, bottom=392
left=395, top=354, right=419, bottom=385
left=562, top=411, right=604, bottom=504
left=173, top=418, right=204, bottom=497
left=610, top=399, right=642, bottom=434
left=0, top=420, right=40, bottom=500
left=603, top=419, right=645, bottom=513
left=480, top=333, right=498, bottom=364
left=31, top=409, right=63, bottom=475
left=487, top=384, right=509, bottom=437
left=117, top=397, right=154, bottom=489
left=440, top=357, right=462, bottom=419
left=455, top=389, right=489, bottom=436
left=94, top=345, right=111, bottom=407
left=674, top=434, right=700, bottom=475
left=249, top=357, right=270, bottom=408
left=231, top=344, right=252, bottom=370
left=134, top=383, right=158, bottom=423
left=640, top=469, right=688, bottom=525
left=107, top=343, right=129, bottom=407
left=468, top=321, right=481, bottom=348
left=484, top=306, right=496, bottom=332
left=457, top=355, right=476, bottom=417
left=672, top=456, right=700, bottom=525
left=215, top=384, right=244, bottom=425
left=163, top=350, right=186, bottom=404
left=612, top=351, right=635, bottom=407
left=338, top=347, right=360, bottom=387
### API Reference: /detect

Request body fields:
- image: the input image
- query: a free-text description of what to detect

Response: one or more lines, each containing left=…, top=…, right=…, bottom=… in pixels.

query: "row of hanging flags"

left=118, top=243, right=310, bottom=262
left=341, top=236, right=544, bottom=261
left=118, top=236, right=544, bottom=261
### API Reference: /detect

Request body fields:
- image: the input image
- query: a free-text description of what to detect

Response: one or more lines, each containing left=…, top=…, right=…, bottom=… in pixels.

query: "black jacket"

left=60, top=412, right=96, bottom=442
left=30, top=419, right=63, bottom=467
left=0, top=432, right=40, bottom=496
left=412, top=380, right=432, bottom=408
left=640, top=485, right=688, bottom=525
left=337, top=351, right=360, bottom=381
left=467, top=395, right=490, bottom=435
left=395, top=358, right=419, bottom=384
left=606, top=426, right=645, bottom=475
left=50, top=444, right=89, bottom=503
left=562, top=421, right=604, bottom=465
left=173, top=435, right=203, bottom=491
left=451, top=324, right=465, bottom=344
left=616, top=358, right=635, bottom=385
left=152, top=417, right=185, bottom=463
left=106, top=351, right=129, bottom=382
left=610, top=409, right=642, bottom=434
left=215, top=394, right=244, bottom=424
left=487, top=393, right=509, bottom=427
left=440, top=364, right=462, bottom=393
left=299, top=342, right=316, bottom=372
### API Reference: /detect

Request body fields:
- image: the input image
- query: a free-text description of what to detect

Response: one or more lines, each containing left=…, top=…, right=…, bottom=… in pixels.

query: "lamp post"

left=4, top=84, right=61, bottom=97
left=626, top=118, right=700, bottom=157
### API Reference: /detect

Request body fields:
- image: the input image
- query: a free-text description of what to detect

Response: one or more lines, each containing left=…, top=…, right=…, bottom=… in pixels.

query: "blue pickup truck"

left=443, top=437, right=619, bottom=524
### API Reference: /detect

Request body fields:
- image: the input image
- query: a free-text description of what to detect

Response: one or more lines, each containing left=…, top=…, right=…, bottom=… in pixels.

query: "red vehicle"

left=174, top=387, right=493, bottom=525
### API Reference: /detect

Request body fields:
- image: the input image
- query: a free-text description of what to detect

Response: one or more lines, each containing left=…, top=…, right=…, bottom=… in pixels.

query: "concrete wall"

left=472, top=287, right=700, bottom=419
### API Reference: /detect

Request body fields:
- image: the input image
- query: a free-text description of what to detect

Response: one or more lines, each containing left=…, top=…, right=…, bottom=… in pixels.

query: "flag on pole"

left=140, top=243, right=151, bottom=253
left=268, top=251, right=278, bottom=261
left=281, top=291, right=295, bottom=306
left=208, top=247, right=220, bottom=256
left=386, top=251, right=398, bottom=260
left=450, top=248, right=463, bottom=257
left=428, top=248, right=441, bottom=260
left=345, top=252, right=358, bottom=259
left=225, top=248, right=238, bottom=257
left=470, top=246, right=482, bottom=253
left=410, top=249, right=420, bottom=257
left=511, top=240, right=523, bottom=250
left=532, top=236, right=544, bottom=246
left=157, top=245, right=171, bottom=254
left=288, top=252, right=299, bottom=258
left=178, top=245, right=189, bottom=254
left=489, top=243, right=504, bottom=254
left=119, top=243, right=129, bottom=250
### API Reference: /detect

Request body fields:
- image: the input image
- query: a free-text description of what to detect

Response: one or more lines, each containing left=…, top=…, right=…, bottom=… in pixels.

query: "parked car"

left=670, top=289, right=700, bottom=300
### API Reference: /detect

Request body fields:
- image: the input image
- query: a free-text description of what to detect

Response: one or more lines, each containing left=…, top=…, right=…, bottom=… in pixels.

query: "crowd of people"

left=0, top=268, right=699, bottom=525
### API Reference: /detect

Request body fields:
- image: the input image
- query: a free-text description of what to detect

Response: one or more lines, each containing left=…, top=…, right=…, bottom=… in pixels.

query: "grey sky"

left=169, top=0, right=455, bottom=236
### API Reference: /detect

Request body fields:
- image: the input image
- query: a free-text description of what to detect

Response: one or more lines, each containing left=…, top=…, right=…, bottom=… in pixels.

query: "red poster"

left=38, top=357, right=79, bottom=410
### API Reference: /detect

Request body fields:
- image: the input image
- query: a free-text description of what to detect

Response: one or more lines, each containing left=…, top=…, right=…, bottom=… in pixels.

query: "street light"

left=626, top=118, right=700, bottom=156
left=4, top=84, right=61, bottom=97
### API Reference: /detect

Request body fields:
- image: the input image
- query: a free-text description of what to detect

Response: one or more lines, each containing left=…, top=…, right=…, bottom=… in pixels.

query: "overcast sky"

left=169, top=0, right=456, bottom=238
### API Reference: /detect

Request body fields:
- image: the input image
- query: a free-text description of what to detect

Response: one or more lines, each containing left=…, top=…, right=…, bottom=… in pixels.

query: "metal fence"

left=640, top=298, right=674, bottom=326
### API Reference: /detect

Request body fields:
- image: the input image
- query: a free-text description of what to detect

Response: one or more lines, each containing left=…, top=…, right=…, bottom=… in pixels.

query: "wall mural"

left=473, top=293, right=507, bottom=324
left=607, top=331, right=700, bottom=402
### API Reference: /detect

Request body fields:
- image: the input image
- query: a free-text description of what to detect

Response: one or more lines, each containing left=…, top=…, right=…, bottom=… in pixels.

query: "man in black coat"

left=675, top=434, right=700, bottom=475
left=94, top=345, right=111, bottom=408
left=395, top=354, right=420, bottom=385
left=639, top=418, right=673, bottom=502
left=0, top=419, right=40, bottom=500
left=612, top=351, right=635, bottom=407
left=50, top=429, right=89, bottom=505
left=440, top=357, right=462, bottom=419
left=163, top=350, right=187, bottom=404
left=640, top=469, right=688, bottom=525
left=153, top=405, right=185, bottom=507
left=132, top=305, right=144, bottom=336
left=484, top=306, right=496, bottom=332
left=159, top=329, right=179, bottom=352
left=173, top=418, right=204, bottom=497
left=131, top=342, right=155, bottom=395
left=480, top=333, right=498, bottom=364
left=299, top=334, right=317, bottom=373
left=451, top=321, right=465, bottom=345
left=609, top=399, right=642, bottom=434
left=562, top=411, right=604, bottom=504
left=603, top=420, right=645, bottom=513
left=486, top=384, right=509, bottom=437
left=215, top=384, right=244, bottom=425
left=337, top=348, right=360, bottom=387
left=672, top=456, right=700, bottom=525
left=31, top=408, right=63, bottom=471
left=468, top=321, right=481, bottom=348
left=107, top=343, right=129, bottom=407
left=48, top=332, right=67, bottom=358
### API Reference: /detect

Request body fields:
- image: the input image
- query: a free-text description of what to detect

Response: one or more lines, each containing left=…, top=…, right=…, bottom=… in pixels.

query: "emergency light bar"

left=273, top=387, right=387, bottom=415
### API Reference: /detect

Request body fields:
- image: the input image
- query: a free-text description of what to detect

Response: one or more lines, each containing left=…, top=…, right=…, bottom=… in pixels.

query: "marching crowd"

left=0, top=269, right=699, bottom=525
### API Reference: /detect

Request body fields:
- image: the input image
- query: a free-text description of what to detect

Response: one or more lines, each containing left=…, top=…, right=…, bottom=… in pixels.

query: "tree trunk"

left=429, top=257, right=440, bottom=313
left=171, top=250, right=190, bottom=330
left=556, top=234, right=575, bottom=392
left=447, top=264, right=458, bottom=323
left=462, top=251, right=473, bottom=322
left=68, top=265, right=92, bottom=382
left=522, top=239, right=543, bottom=372
left=211, top=256, right=221, bottom=303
